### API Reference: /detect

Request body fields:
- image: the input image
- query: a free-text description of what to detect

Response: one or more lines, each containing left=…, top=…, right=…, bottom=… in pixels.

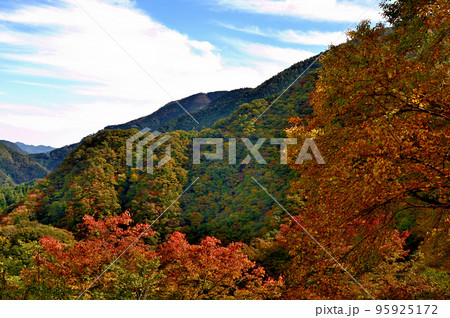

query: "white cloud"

left=0, top=31, right=24, bottom=44
left=12, top=80, right=68, bottom=89
left=218, top=22, right=348, bottom=46
left=277, top=30, right=347, bottom=46
left=0, top=0, right=314, bottom=146
left=242, top=42, right=315, bottom=65
left=214, top=0, right=381, bottom=22
left=0, top=0, right=279, bottom=100
left=215, top=22, right=267, bottom=36
left=0, top=100, right=155, bottom=147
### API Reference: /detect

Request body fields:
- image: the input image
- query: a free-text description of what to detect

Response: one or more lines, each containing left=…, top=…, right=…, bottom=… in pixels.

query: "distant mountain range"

left=0, top=140, right=55, bottom=154
left=15, top=142, right=55, bottom=154
left=0, top=140, right=28, bottom=155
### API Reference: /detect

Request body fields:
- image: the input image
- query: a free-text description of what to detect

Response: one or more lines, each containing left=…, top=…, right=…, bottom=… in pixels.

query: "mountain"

left=0, top=138, right=82, bottom=181
left=105, top=54, right=320, bottom=135
left=2, top=53, right=319, bottom=181
left=29, top=129, right=190, bottom=235
left=0, top=140, right=29, bottom=155
left=6, top=60, right=319, bottom=243
left=30, top=142, right=80, bottom=171
left=7, top=90, right=231, bottom=176
left=0, top=142, right=48, bottom=187
left=0, top=139, right=70, bottom=174
left=15, top=142, right=55, bottom=154
left=159, top=54, right=321, bottom=132
left=0, top=51, right=321, bottom=233
left=105, top=91, right=230, bottom=131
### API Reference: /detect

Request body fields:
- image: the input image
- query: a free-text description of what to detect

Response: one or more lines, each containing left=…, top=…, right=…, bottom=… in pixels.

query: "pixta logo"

left=193, top=138, right=325, bottom=165
left=126, top=128, right=172, bottom=174
left=126, top=129, right=324, bottom=174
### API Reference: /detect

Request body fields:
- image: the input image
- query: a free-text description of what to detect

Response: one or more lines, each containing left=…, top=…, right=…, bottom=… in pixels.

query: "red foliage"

left=157, top=232, right=283, bottom=299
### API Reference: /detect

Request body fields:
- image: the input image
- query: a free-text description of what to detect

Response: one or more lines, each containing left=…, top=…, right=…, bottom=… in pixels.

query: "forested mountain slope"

left=30, top=142, right=80, bottom=172
left=179, top=71, right=317, bottom=243
left=0, top=140, right=77, bottom=176
left=26, top=129, right=191, bottom=238
left=0, top=140, right=29, bottom=155
left=6, top=68, right=317, bottom=244
left=0, top=143, right=48, bottom=187
left=0, top=182, right=36, bottom=211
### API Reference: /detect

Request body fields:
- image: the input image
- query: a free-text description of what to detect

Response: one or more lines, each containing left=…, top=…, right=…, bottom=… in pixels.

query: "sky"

left=0, top=0, right=382, bottom=147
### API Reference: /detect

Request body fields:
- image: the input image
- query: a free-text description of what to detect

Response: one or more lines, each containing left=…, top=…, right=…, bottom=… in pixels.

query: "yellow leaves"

left=129, top=173, right=139, bottom=183
left=385, top=108, right=400, bottom=119
left=308, top=128, right=324, bottom=139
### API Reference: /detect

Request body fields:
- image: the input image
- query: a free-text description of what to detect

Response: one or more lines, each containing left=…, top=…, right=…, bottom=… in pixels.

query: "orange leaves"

left=277, top=0, right=449, bottom=299
left=290, top=0, right=449, bottom=225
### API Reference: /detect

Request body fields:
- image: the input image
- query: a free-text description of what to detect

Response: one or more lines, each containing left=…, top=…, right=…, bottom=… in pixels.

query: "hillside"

left=30, top=142, right=80, bottom=171
left=0, top=141, right=78, bottom=180
left=105, top=91, right=230, bottom=131
left=6, top=65, right=318, bottom=243
left=28, top=129, right=190, bottom=236
left=0, top=143, right=48, bottom=186
left=0, top=181, right=36, bottom=211
left=159, top=54, right=321, bottom=132
left=0, top=140, right=74, bottom=174
left=0, top=140, right=28, bottom=155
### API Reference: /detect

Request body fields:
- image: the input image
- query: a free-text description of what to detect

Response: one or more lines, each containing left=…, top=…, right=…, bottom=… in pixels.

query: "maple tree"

left=158, top=231, right=283, bottom=299
left=280, top=0, right=449, bottom=299
left=21, top=212, right=160, bottom=299
left=16, top=213, right=283, bottom=299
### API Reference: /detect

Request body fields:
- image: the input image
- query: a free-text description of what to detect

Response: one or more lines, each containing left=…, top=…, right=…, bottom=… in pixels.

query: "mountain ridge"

left=105, top=90, right=230, bottom=132
left=15, top=142, right=55, bottom=154
left=30, top=142, right=80, bottom=172
left=0, top=140, right=29, bottom=155
left=159, top=54, right=321, bottom=132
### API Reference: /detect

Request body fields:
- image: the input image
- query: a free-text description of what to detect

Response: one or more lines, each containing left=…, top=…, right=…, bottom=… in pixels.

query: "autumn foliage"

left=18, top=213, right=282, bottom=299
left=158, top=231, right=283, bottom=299
left=21, top=212, right=159, bottom=299
left=281, top=0, right=449, bottom=299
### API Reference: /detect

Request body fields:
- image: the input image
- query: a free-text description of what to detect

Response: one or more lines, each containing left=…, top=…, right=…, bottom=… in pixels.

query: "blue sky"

left=0, top=0, right=382, bottom=147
